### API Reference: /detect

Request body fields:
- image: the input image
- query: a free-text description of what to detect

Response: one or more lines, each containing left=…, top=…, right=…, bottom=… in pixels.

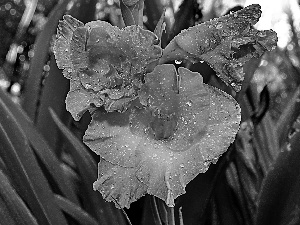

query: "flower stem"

left=167, top=206, right=175, bottom=225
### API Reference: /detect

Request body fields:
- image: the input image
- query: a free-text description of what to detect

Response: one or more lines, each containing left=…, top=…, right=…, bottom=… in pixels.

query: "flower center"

left=149, top=113, right=178, bottom=140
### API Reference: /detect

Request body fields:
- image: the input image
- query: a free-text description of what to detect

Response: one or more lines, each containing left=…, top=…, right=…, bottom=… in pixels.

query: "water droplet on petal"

left=216, top=24, right=223, bottom=29
left=85, top=84, right=92, bottom=89
left=186, top=101, right=192, bottom=107
left=287, top=143, right=291, bottom=151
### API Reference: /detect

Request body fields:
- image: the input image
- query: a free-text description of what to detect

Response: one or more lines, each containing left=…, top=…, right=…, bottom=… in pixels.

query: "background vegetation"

left=0, top=0, right=300, bottom=224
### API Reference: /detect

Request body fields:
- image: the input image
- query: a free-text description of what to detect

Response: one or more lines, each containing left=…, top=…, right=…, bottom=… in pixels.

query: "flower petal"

left=135, top=83, right=240, bottom=206
left=54, top=16, right=163, bottom=120
left=66, top=79, right=104, bottom=121
left=85, top=67, right=240, bottom=208
left=84, top=108, right=142, bottom=167
left=53, top=15, right=84, bottom=79
left=94, top=158, right=147, bottom=208
left=161, top=4, right=278, bottom=92
left=139, top=64, right=179, bottom=118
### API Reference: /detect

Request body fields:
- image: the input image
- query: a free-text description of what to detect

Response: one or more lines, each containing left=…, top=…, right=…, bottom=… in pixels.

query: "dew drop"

left=175, top=60, right=182, bottom=65
left=186, top=101, right=192, bottom=107
left=286, top=143, right=292, bottom=151
left=258, top=32, right=266, bottom=38
left=85, top=84, right=92, bottom=89
left=216, top=24, right=223, bottom=29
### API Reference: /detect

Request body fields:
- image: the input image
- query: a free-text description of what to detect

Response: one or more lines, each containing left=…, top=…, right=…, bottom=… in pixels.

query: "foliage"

left=0, top=0, right=299, bottom=225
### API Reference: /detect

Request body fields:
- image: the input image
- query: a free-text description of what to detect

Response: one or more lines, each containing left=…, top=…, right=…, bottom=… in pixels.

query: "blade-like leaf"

left=0, top=169, right=38, bottom=225
left=276, top=85, right=300, bottom=147
left=141, top=196, right=165, bottom=225
left=174, top=153, right=229, bottom=225
left=251, top=85, right=270, bottom=125
left=120, top=0, right=144, bottom=26
left=0, top=197, right=17, bottom=225
left=153, top=9, right=166, bottom=46
left=22, top=0, right=72, bottom=120
left=0, top=87, right=78, bottom=205
left=54, top=194, right=98, bottom=225
left=0, top=96, right=68, bottom=225
left=50, top=108, right=127, bottom=225
left=169, top=0, right=200, bottom=40
left=256, top=114, right=300, bottom=225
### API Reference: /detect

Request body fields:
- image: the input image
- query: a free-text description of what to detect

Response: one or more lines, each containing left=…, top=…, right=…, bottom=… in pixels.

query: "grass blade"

left=276, top=85, right=300, bottom=147
left=141, top=196, right=164, bottom=225
left=0, top=97, right=68, bottom=225
left=0, top=197, right=17, bottom=225
left=256, top=114, right=300, bottom=225
left=54, top=194, right=98, bottom=225
left=0, top=88, right=79, bottom=205
left=22, top=0, right=71, bottom=120
left=0, top=169, right=38, bottom=225
left=50, top=108, right=127, bottom=225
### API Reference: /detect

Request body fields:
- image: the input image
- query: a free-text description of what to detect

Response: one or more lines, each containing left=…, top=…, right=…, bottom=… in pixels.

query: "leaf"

left=0, top=94, right=68, bottom=225
left=84, top=66, right=241, bottom=208
left=153, top=8, right=166, bottom=46
left=35, top=55, right=70, bottom=152
left=251, top=85, right=270, bottom=125
left=22, top=0, right=72, bottom=120
left=50, top=109, right=127, bottom=225
left=120, top=0, right=144, bottom=26
left=54, top=195, right=98, bottom=225
left=144, top=0, right=167, bottom=47
left=0, top=197, right=18, bottom=225
left=0, top=169, right=38, bottom=225
left=161, top=4, right=278, bottom=92
left=141, top=196, right=166, bottom=225
left=255, top=114, right=300, bottom=225
left=169, top=0, right=201, bottom=40
left=276, top=85, right=300, bottom=147
left=0, top=87, right=78, bottom=205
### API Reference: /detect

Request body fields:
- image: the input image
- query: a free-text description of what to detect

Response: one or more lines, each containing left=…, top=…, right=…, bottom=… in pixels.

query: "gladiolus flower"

left=53, top=4, right=278, bottom=209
